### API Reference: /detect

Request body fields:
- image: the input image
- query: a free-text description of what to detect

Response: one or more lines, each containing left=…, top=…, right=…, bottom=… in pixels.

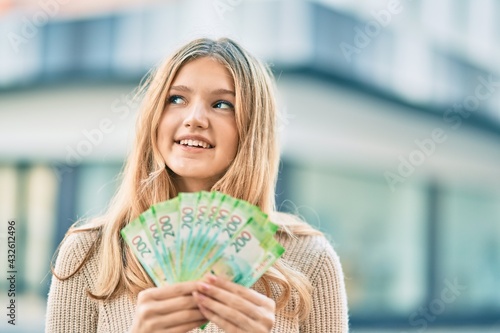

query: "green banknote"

left=139, top=209, right=174, bottom=282
left=183, top=191, right=224, bottom=279
left=121, top=218, right=168, bottom=286
left=121, top=191, right=285, bottom=286
left=177, top=192, right=202, bottom=281
left=151, top=197, right=180, bottom=282
left=191, top=197, right=262, bottom=278
left=238, top=237, right=285, bottom=287
left=182, top=191, right=213, bottom=280
left=209, top=218, right=284, bottom=286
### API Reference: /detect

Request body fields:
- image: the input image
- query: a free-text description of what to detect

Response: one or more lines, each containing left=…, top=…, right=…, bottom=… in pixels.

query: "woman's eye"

left=213, top=101, right=234, bottom=109
left=168, top=95, right=185, bottom=105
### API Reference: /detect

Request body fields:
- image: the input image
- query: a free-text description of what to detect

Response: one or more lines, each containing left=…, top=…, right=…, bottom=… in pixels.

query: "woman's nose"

left=183, top=102, right=209, bottom=129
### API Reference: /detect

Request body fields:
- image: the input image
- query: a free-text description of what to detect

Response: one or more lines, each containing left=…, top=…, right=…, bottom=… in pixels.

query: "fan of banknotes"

left=121, top=191, right=284, bottom=287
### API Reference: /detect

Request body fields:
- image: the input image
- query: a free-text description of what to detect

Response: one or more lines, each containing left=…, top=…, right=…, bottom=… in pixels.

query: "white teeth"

left=179, top=139, right=211, bottom=148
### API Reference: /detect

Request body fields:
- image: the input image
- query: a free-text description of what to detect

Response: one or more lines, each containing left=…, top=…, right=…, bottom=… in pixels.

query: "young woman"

left=46, top=37, right=349, bottom=333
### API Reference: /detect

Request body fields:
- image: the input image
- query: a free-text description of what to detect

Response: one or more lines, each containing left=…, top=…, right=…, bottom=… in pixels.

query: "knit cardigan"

left=45, top=228, right=349, bottom=332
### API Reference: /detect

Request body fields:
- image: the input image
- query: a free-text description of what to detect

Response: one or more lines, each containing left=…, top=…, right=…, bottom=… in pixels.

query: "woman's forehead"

left=172, top=57, right=235, bottom=91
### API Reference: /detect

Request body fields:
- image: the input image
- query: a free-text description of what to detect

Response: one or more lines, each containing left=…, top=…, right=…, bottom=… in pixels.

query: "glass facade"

left=281, top=162, right=428, bottom=318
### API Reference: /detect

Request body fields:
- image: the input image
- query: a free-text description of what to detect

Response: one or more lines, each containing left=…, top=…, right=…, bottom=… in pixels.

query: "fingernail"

left=193, top=292, right=205, bottom=305
left=200, top=282, right=210, bottom=291
left=207, top=274, right=217, bottom=283
left=197, top=292, right=205, bottom=301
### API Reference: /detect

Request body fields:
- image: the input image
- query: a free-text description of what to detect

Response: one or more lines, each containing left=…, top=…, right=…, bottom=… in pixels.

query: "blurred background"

left=1, top=0, right=500, bottom=332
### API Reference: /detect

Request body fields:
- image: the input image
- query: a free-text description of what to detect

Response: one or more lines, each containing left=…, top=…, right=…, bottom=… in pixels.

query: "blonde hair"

left=54, top=37, right=322, bottom=320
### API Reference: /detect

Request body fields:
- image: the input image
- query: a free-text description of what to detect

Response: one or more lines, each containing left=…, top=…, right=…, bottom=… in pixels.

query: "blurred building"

left=1, top=0, right=500, bottom=332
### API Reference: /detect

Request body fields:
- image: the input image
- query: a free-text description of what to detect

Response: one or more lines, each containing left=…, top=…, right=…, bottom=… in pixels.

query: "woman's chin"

left=167, top=172, right=219, bottom=192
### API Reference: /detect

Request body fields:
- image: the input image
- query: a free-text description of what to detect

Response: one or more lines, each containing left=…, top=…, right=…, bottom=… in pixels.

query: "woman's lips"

left=176, top=139, right=213, bottom=149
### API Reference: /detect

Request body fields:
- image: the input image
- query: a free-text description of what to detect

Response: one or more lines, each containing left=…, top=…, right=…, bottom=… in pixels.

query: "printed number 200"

left=132, top=235, right=152, bottom=258
left=231, top=231, right=252, bottom=253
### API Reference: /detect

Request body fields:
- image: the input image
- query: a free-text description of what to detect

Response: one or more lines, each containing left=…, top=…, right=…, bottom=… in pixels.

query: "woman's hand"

left=130, top=281, right=207, bottom=333
left=193, top=274, right=275, bottom=333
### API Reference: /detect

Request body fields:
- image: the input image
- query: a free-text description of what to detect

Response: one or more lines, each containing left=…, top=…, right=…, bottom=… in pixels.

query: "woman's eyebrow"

left=170, top=85, right=192, bottom=92
left=211, top=88, right=235, bottom=96
left=170, top=85, right=235, bottom=96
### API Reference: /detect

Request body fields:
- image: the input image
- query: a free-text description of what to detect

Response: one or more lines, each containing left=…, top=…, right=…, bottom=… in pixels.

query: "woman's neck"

left=173, top=177, right=215, bottom=193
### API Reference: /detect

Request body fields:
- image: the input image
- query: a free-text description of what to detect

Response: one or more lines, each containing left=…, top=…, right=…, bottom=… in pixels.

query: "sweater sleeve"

left=300, top=239, right=349, bottom=333
left=45, top=232, right=99, bottom=333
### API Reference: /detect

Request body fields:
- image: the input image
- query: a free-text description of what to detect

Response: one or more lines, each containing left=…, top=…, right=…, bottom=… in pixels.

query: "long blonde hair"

left=55, top=37, right=322, bottom=320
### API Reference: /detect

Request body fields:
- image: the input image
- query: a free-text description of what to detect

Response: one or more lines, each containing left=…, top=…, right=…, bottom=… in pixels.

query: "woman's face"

left=157, top=57, right=239, bottom=192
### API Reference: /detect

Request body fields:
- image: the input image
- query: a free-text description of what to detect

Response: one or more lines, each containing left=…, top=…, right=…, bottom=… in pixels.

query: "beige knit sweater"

left=46, top=228, right=349, bottom=332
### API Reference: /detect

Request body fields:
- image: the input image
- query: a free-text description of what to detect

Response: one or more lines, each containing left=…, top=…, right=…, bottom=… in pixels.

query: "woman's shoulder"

left=59, top=228, right=100, bottom=252
left=271, top=211, right=341, bottom=274
left=279, top=231, right=338, bottom=269
left=53, top=226, right=101, bottom=277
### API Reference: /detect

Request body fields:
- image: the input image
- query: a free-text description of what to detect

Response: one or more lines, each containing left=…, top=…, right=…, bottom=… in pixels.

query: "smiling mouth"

left=176, top=139, right=214, bottom=149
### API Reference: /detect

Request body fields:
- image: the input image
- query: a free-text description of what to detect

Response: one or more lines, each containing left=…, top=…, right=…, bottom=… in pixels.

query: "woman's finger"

left=138, top=295, right=199, bottom=318
left=198, top=275, right=275, bottom=320
left=203, top=274, right=273, bottom=310
left=136, top=282, right=200, bottom=318
left=195, top=281, right=263, bottom=321
left=149, top=308, right=206, bottom=329
left=138, top=281, right=198, bottom=301
left=195, top=293, right=251, bottom=332
left=194, top=290, right=274, bottom=332
left=134, top=284, right=208, bottom=332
